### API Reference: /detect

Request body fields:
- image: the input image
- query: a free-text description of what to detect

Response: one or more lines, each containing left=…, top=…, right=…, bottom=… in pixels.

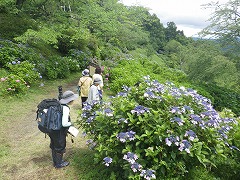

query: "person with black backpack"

left=49, top=90, right=78, bottom=168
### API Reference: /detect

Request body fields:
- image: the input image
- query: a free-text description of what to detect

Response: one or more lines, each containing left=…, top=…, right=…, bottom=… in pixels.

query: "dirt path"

left=0, top=75, right=88, bottom=180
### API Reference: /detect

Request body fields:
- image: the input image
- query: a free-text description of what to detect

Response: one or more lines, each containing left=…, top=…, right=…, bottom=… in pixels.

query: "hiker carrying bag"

left=36, top=98, right=63, bottom=134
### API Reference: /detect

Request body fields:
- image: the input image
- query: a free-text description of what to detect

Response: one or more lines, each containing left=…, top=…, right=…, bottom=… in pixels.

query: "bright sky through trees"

left=120, top=0, right=229, bottom=37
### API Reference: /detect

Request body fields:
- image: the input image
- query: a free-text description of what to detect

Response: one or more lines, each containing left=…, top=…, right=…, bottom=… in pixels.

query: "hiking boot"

left=55, top=161, right=70, bottom=168
left=55, top=153, right=70, bottom=168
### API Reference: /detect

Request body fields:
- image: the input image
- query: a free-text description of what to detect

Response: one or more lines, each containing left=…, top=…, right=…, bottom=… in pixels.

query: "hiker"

left=92, top=67, right=104, bottom=99
left=49, top=90, right=78, bottom=168
left=78, top=69, right=92, bottom=108
left=86, top=78, right=102, bottom=104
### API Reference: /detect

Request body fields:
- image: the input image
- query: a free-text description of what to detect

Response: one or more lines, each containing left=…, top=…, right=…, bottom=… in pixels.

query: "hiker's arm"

left=62, top=106, right=71, bottom=127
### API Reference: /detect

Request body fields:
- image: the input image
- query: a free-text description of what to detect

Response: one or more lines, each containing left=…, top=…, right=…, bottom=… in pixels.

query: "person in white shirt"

left=87, top=78, right=102, bottom=104
left=49, top=90, right=78, bottom=168
left=92, top=67, right=103, bottom=99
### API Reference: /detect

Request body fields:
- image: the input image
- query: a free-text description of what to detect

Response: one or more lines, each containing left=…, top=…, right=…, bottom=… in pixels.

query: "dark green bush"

left=0, top=12, right=37, bottom=39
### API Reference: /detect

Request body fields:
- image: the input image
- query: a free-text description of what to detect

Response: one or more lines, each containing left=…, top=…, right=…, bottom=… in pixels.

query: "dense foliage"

left=78, top=76, right=240, bottom=179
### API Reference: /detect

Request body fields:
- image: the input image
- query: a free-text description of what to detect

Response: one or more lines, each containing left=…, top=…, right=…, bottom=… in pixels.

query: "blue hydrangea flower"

left=127, top=130, right=136, bottom=141
left=81, top=112, right=88, bottom=118
left=189, top=114, right=203, bottom=125
left=178, top=140, right=191, bottom=153
left=123, top=152, right=138, bottom=164
left=182, top=105, right=194, bottom=114
left=118, top=118, right=128, bottom=124
left=122, top=85, right=131, bottom=92
left=144, top=91, right=155, bottom=98
left=165, top=135, right=180, bottom=146
left=170, top=106, right=182, bottom=114
left=104, top=108, right=113, bottom=117
left=184, top=130, right=197, bottom=141
left=117, top=92, right=128, bottom=97
left=204, top=119, right=219, bottom=128
left=86, top=139, right=93, bottom=145
left=86, top=116, right=95, bottom=124
left=82, top=104, right=92, bottom=111
left=86, top=139, right=96, bottom=149
left=117, top=132, right=128, bottom=142
left=131, top=105, right=150, bottom=116
left=170, top=117, right=184, bottom=126
left=140, top=169, right=156, bottom=180
left=117, top=131, right=136, bottom=142
left=103, top=157, right=112, bottom=166
left=218, top=125, right=232, bottom=139
left=131, top=162, right=143, bottom=172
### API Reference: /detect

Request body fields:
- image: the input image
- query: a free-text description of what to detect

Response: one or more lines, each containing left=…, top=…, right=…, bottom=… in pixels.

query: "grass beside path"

left=0, top=72, right=109, bottom=180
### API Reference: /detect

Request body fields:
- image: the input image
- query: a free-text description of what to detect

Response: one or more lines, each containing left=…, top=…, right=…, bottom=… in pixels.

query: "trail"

left=0, top=76, right=87, bottom=180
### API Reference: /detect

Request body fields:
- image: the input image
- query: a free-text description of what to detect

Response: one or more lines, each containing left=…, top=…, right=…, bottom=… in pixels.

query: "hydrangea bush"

left=77, top=76, right=239, bottom=179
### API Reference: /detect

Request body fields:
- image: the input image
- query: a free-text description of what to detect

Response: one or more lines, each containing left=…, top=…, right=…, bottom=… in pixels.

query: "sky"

left=120, top=0, right=229, bottom=37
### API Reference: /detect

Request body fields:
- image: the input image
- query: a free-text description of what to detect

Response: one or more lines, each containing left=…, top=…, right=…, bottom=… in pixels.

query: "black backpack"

left=36, top=99, right=63, bottom=133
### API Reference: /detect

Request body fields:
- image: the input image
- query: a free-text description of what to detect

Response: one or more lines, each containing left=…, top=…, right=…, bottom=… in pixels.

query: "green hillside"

left=0, top=1, right=240, bottom=179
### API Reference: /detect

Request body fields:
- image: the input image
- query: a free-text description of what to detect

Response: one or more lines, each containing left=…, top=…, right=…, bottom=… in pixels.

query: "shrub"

left=45, top=56, right=71, bottom=79
left=7, top=61, right=41, bottom=85
left=78, top=76, right=239, bottom=179
left=198, top=83, right=240, bottom=116
left=0, top=39, right=43, bottom=67
left=0, top=74, right=28, bottom=95
left=68, top=49, right=91, bottom=70
left=108, top=59, right=187, bottom=93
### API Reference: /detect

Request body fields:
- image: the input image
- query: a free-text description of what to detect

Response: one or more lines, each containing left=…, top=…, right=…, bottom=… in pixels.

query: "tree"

left=201, top=0, right=240, bottom=55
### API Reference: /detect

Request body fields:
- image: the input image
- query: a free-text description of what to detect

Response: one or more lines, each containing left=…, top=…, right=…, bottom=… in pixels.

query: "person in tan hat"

left=78, top=69, right=92, bottom=108
left=49, top=90, right=78, bottom=168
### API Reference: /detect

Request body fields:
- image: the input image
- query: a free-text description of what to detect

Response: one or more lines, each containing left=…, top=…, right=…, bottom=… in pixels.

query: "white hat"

left=59, top=90, right=78, bottom=104
left=93, top=78, right=102, bottom=84
left=82, top=69, right=89, bottom=76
